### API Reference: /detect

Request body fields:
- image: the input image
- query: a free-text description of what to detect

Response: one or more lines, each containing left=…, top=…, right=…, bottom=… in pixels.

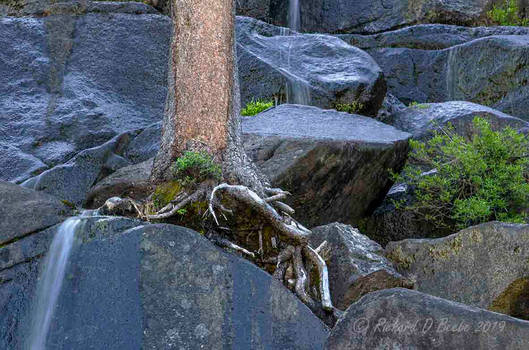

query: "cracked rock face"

left=385, top=222, right=529, bottom=320
left=243, top=104, right=411, bottom=227
left=0, top=7, right=170, bottom=183
left=0, top=218, right=329, bottom=349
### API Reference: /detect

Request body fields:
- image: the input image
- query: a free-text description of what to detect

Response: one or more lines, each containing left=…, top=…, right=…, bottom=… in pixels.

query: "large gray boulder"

left=342, top=26, right=529, bottom=120
left=0, top=4, right=170, bottom=182
left=0, top=217, right=329, bottom=349
left=390, top=101, right=529, bottom=139
left=309, top=223, right=413, bottom=310
left=325, top=288, right=529, bottom=350
left=386, top=222, right=529, bottom=320
left=237, top=17, right=386, bottom=116
left=242, top=104, right=411, bottom=227
left=0, top=181, right=72, bottom=245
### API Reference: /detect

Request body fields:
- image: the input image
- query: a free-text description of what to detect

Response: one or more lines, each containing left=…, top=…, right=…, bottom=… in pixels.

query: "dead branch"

left=293, top=245, right=315, bottom=307
left=208, top=184, right=310, bottom=244
left=303, top=246, right=333, bottom=311
left=147, top=187, right=206, bottom=220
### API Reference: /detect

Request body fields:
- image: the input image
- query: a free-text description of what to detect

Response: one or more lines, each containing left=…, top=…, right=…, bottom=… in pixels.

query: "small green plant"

left=409, top=101, right=430, bottom=109
left=170, top=151, right=222, bottom=185
left=488, top=0, right=529, bottom=26
left=394, top=117, right=529, bottom=230
left=241, top=99, right=274, bottom=116
left=334, top=101, right=365, bottom=114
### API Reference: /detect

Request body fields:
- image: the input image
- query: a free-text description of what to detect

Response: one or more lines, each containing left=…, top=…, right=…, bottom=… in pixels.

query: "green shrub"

left=394, top=117, right=529, bottom=230
left=334, top=101, right=364, bottom=114
left=409, top=101, right=430, bottom=109
left=241, top=99, right=274, bottom=116
left=170, top=151, right=221, bottom=185
left=488, top=0, right=529, bottom=26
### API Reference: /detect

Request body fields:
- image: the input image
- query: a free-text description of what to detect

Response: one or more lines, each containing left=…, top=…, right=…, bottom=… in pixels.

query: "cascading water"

left=283, top=0, right=311, bottom=106
left=26, top=215, right=87, bottom=350
left=288, top=0, right=300, bottom=32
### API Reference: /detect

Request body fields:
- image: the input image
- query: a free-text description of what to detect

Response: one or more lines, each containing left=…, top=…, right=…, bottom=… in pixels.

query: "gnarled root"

left=208, top=183, right=334, bottom=316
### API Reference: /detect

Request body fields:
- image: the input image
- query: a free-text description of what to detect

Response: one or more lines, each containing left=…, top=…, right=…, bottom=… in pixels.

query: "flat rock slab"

left=243, top=104, right=411, bottom=227
left=309, top=223, right=413, bottom=310
left=237, top=17, right=386, bottom=116
left=0, top=181, right=72, bottom=245
left=1, top=218, right=328, bottom=349
left=326, top=288, right=529, bottom=350
left=386, top=222, right=529, bottom=320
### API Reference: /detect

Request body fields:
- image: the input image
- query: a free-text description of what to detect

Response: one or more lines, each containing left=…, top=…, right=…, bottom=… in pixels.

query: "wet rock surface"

left=346, top=26, right=529, bottom=120
left=242, top=104, right=411, bottom=227
left=0, top=6, right=170, bottom=182
left=237, top=17, right=386, bottom=116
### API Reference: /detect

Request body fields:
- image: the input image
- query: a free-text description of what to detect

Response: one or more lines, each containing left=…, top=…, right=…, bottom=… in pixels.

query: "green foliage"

left=241, top=99, right=274, bottom=116
left=488, top=0, right=529, bottom=26
left=409, top=101, right=430, bottom=109
left=334, top=101, right=365, bottom=114
left=394, top=117, right=529, bottom=230
left=170, top=151, right=221, bottom=185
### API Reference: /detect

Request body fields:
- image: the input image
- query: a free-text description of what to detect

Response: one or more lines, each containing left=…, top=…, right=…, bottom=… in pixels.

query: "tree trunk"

left=151, top=0, right=263, bottom=190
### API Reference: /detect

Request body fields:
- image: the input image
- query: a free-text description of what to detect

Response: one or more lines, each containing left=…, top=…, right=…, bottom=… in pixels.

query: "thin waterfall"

left=26, top=216, right=85, bottom=350
left=283, top=0, right=311, bottom=105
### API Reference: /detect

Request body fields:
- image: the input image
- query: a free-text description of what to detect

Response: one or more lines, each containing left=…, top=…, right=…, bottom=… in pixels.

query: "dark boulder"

left=0, top=217, right=329, bottom=349
left=386, top=222, right=529, bottom=320
left=0, top=181, right=72, bottom=245
left=237, top=17, right=386, bottom=116
left=309, top=223, right=413, bottom=310
left=325, top=288, right=529, bottom=350
left=242, top=104, right=411, bottom=227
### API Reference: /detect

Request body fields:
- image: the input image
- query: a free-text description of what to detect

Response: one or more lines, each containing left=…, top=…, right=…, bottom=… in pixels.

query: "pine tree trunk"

left=151, top=0, right=263, bottom=190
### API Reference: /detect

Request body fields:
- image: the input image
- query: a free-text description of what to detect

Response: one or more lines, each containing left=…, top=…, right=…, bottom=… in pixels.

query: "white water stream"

left=283, top=0, right=311, bottom=105
left=26, top=215, right=88, bottom=350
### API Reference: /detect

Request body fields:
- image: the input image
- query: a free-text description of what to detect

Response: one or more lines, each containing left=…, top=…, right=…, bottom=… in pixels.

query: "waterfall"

left=288, top=0, right=300, bottom=32
left=283, top=0, right=311, bottom=106
left=26, top=216, right=83, bottom=350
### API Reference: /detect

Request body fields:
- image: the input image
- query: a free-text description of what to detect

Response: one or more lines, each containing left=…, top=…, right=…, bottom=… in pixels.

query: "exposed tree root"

left=99, top=182, right=336, bottom=322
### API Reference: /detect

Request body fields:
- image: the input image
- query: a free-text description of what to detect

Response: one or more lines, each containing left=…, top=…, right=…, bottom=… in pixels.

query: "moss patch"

left=490, top=278, right=529, bottom=320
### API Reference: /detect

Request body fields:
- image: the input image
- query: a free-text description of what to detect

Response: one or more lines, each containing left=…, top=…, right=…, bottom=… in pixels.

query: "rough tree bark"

left=151, top=0, right=264, bottom=192
left=103, top=0, right=338, bottom=324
